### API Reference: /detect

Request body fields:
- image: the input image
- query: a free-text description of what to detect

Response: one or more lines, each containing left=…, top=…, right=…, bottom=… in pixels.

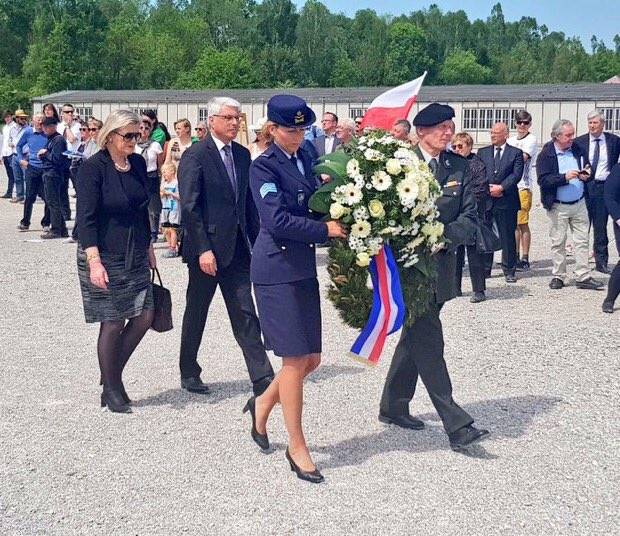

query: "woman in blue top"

left=246, top=95, right=346, bottom=483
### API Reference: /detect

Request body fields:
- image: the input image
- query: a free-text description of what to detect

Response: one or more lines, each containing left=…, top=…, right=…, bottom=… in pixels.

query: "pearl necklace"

left=114, top=158, right=130, bottom=172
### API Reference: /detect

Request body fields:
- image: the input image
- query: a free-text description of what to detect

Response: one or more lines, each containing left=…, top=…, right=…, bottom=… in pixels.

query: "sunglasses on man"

left=515, top=120, right=530, bottom=126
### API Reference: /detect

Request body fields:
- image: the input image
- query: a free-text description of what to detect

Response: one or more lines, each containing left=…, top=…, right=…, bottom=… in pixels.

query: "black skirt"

left=77, top=247, right=153, bottom=323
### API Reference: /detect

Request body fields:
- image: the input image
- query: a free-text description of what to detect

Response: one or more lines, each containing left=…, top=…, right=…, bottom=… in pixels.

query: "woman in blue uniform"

left=245, top=95, right=346, bottom=483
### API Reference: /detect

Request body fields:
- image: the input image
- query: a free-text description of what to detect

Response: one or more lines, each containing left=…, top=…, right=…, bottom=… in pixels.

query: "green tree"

left=439, top=50, right=493, bottom=85
left=383, top=22, right=433, bottom=85
left=176, top=47, right=259, bottom=88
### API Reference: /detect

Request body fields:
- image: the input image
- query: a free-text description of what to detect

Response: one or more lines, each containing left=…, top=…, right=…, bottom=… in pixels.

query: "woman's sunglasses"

left=113, top=131, right=141, bottom=141
left=453, top=143, right=468, bottom=149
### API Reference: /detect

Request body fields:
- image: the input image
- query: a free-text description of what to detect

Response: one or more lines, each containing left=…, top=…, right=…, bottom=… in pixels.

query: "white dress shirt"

left=589, top=133, right=609, bottom=181
left=324, top=134, right=337, bottom=155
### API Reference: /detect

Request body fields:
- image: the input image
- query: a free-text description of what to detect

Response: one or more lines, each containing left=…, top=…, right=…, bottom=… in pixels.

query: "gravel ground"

left=0, top=171, right=618, bottom=536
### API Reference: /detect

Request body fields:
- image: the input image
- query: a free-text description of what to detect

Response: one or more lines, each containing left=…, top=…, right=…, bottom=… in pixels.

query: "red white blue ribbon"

left=350, top=245, right=405, bottom=366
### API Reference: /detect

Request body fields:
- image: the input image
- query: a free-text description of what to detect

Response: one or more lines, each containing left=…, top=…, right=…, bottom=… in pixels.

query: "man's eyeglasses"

left=195, top=127, right=206, bottom=131
left=62, top=110, right=73, bottom=114
left=516, top=120, right=530, bottom=126
left=113, top=131, right=141, bottom=142
left=213, top=114, right=241, bottom=123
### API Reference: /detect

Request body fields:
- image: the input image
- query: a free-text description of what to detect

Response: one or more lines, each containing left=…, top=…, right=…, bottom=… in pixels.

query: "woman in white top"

left=136, top=120, right=164, bottom=242
left=164, top=118, right=193, bottom=167
left=248, top=117, right=272, bottom=160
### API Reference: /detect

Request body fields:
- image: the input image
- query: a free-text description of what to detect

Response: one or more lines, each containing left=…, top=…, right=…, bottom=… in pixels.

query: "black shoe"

left=516, top=259, right=530, bottom=272
left=120, top=383, right=131, bottom=404
left=40, top=231, right=61, bottom=239
left=576, top=277, right=605, bottom=290
left=253, top=376, right=273, bottom=397
left=242, top=396, right=270, bottom=451
left=1, top=193, right=11, bottom=199
left=378, top=413, right=425, bottom=430
left=17, top=223, right=29, bottom=231
left=505, top=274, right=517, bottom=283
left=470, top=291, right=486, bottom=303
left=180, top=376, right=210, bottom=394
left=602, top=301, right=614, bottom=314
left=595, top=264, right=611, bottom=275
left=100, top=389, right=132, bottom=413
left=448, top=425, right=489, bottom=451
left=549, top=278, right=564, bottom=290
left=285, top=448, right=324, bottom=484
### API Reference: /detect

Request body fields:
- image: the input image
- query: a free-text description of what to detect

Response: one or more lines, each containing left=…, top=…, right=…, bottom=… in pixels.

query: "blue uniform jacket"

left=250, top=144, right=328, bottom=285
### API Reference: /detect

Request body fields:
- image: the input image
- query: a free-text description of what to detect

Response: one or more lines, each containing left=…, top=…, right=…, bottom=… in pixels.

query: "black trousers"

left=380, top=303, right=474, bottom=434
left=455, top=244, right=486, bottom=293
left=605, top=223, right=620, bottom=306
left=586, top=182, right=609, bottom=267
left=179, top=235, right=274, bottom=385
left=2, top=155, right=15, bottom=195
left=147, top=172, right=161, bottom=237
left=43, top=171, right=67, bottom=236
left=21, top=166, right=49, bottom=227
left=61, top=171, right=71, bottom=221
left=486, top=207, right=518, bottom=275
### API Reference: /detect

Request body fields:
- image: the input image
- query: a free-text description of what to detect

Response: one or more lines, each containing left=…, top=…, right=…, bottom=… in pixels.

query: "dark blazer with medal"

left=414, top=147, right=478, bottom=303
left=178, top=134, right=259, bottom=267
left=249, top=144, right=328, bottom=285
left=477, top=143, right=524, bottom=211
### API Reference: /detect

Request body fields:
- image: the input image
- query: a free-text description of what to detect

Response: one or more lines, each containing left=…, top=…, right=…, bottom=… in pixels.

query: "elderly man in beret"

left=379, top=103, right=490, bottom=451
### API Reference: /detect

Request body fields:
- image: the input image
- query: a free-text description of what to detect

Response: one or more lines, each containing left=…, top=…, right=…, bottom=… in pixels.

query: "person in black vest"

left=177, top=97, right=274, bottom=396
left=379, top=103, right=489, bottom=451
left=574, top=110, right=620, bottom=274
left=603, top=164, right=620, bottom=312
left=477, top=123, right=524, bottom=282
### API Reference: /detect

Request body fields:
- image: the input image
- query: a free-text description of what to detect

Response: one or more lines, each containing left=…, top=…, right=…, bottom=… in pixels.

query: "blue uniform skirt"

left=254, top=278, right=321, bottom=357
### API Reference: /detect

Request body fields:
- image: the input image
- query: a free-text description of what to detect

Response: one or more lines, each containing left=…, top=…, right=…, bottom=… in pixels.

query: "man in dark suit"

left=177, top=97, right=274, bottom=396
left=574, top=110, right=620, bottom=274
left=478, top=123, right=524, bottom=282
left=313, top=112, right=340, bottom=157
left=379, top=103, right=489, bottom=451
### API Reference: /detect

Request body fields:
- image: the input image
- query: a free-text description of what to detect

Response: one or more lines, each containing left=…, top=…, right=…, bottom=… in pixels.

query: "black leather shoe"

left=595, top=264, right=611, bottom=275
left=448, top=425, right=489, bottom=450
left=180, top=376, right=210, bottom=394
left=602, top=301, right=614, bottom=314
left=286, top=448, right=324, bottom=484
left=1, top=193, right=11, bottom=199
left=378, top=413, right=425, bottom=430
left=243, top=396, right=270, bottom=450
left=101, top=389, right=132, bottom=413
left=252, top=376, right=273, bottom=397
left=470, top=291, right=486, bottom=303
left=549, top=278, right=564, bottom=290
left=505, top=274, right=517, bottom=283
left=40, top=231, right=61, bottom=239
left=576, top=277, right=605, bottom=290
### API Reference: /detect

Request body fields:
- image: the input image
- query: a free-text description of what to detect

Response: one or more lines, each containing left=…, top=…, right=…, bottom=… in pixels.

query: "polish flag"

left=360, top=72, right=427, bottom=131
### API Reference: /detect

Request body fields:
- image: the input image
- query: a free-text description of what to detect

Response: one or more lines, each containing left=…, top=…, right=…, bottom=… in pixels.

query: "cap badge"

left=294, top=111, right=305, bottom=124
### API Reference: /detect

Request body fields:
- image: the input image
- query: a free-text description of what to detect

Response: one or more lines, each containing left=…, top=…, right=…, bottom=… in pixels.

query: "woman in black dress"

left=603, top=163, right=620, bottom=313
left=76, top=110, right=156, bottom=413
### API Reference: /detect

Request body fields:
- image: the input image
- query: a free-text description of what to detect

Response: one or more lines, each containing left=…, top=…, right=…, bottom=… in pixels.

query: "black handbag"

left=475, top=221, right=501, bottom=254
left=151, top=267, right=173, bottom=332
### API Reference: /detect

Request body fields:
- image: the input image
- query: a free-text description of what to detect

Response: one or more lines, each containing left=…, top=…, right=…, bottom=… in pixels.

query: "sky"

left=293, top=0, right=620, bottom=50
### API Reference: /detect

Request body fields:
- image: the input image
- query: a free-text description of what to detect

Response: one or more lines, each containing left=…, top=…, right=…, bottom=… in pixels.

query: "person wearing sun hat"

left=245, top=95, right=347, bottom=483
left=378, top=102, right=490, bottom=451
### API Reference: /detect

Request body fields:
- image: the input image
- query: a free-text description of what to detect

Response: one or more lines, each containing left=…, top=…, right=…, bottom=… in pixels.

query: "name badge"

left=297, top=190, right=305, bottom=206
left=446, top=180, right=460, bottom=187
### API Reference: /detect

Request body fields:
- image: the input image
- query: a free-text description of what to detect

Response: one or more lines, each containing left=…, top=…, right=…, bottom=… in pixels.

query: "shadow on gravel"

left=132, top=365, right=363, bottom=409
left=314, top=395, right=562, bottom=469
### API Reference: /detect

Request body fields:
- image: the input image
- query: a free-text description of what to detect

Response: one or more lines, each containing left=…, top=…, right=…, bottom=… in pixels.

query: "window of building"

left=130, top=107, right=157, bottom=118
left=349, top=108, right=367, bottom=119
left=199, top=107, right=209, bottom=122
left=461, top=108, right=519, bottom=131
left=601, top=108, right=620, bottom=132
left=74, top=106, right=93, bottom=120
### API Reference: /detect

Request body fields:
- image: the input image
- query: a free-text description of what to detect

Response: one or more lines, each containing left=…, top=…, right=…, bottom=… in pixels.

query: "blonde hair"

left=98, top=109, right=140, bottom=147
left=260, top=121, right=276, bottom=143
left=452, top=132, right=473, bottom=148
left=161, top=162, right=177, bottom=179
left=174, top=118, right=191, bottom=132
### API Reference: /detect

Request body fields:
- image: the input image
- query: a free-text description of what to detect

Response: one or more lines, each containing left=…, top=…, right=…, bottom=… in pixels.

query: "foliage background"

left=1, top=0, right=619, bottom=111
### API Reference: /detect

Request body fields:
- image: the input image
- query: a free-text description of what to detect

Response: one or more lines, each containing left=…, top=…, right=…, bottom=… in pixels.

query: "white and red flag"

left=360, top=72, right=427, bottom=131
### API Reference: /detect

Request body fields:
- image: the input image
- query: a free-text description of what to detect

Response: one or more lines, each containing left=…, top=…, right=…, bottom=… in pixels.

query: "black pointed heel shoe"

left=242, top=396, right=269, bottom=450
left=285, top=448, right=324, bottom=484
left=101, top=389, right=132, bottom=413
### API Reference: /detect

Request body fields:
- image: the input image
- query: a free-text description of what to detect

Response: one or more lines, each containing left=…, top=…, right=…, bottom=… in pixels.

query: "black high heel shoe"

left=285, top=448, right=324, bottom=484
left=100, top=376, right=131, bottom=404
left=101, top=389, right=132, bottom=413
left=243, top=396, right=270, bottom=450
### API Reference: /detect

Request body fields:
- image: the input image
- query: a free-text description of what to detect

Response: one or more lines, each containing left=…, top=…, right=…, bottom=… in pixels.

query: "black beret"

left=267, top=94, right=316, bottom=129
left=42, top=116, right=59, bottom=126
left=412, top=103, right=455, bottom=127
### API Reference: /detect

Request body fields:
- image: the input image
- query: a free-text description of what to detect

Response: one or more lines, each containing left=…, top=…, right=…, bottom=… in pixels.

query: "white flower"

left=364, top=148, right=384, bottom=161
left=368, top=199, right=385, bottom=219
left=396, top=178, right=419, bottom=206
left=421, top=221, right=445, bottom=244
left=348, top=235, right=364, bottom=251
left=351, top=220, right=371, bottom=238
left=346, top=158, right=360, bottom=178
left=353, top=174, right=365, bottom=189
left=356, top=252, right=371, bottom=267
left=385, top=158, right=402, bottom=176
left=371, top=170, right=392, bottom=191
left=353, top=206, right=369, bottom=220
left=329, top=202, right=346, bottom=219
left=342, top=183, right=363, bottom=206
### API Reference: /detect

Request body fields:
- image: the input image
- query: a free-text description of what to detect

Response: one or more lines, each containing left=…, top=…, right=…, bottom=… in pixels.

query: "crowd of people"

left=2, top=97, right=620, bottom=484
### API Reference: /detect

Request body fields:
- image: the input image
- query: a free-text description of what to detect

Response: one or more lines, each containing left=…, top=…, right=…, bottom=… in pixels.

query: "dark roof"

left=33, top=83, right=620, bottom=104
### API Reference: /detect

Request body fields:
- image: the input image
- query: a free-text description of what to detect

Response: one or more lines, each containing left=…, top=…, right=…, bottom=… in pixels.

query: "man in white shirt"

left=57, top=103, right=81, bottom=152
left=1, top=111, right=17, bottom=198
left=508, top=110, right=538, bottom=271
left=313, top=112, right=340, bottom=156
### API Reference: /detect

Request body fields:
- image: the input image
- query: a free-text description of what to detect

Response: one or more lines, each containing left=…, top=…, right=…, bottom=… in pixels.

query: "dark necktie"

left=222, top=145, right=237, bottom=197
left=494, top=146, right=502, bottom=174
left=428, top=157, right=438, bottom=177
left=591, top=138, right=601, bottom=179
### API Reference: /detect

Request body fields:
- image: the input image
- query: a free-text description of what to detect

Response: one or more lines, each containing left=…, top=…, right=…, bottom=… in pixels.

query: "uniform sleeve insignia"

left=260, top=182, right=278, bottom=198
